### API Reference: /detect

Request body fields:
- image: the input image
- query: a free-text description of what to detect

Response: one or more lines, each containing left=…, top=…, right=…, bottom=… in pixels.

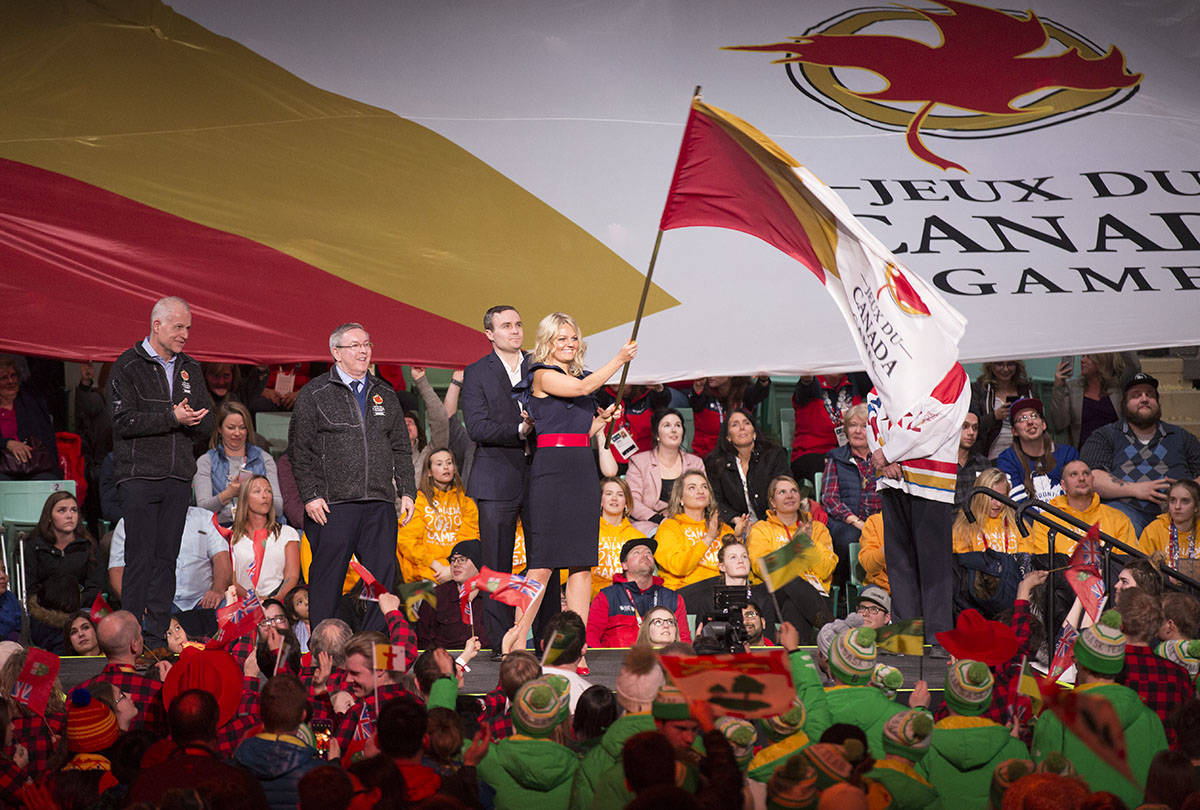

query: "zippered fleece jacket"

left=110, top=343, right=213, bottom=482
left=289, top=371, right=415, bottom=505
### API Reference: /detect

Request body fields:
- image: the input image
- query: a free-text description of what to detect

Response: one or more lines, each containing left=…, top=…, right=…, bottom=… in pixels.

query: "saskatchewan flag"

left=1016, top=656, right=1044, bottom=715
left=876, top=619, right=924, bottom=656
left=542, top=620, right=583, bottom=667
left=757, top=530, right=823, bottom=593
left=396, top=580, right=437, bottom=622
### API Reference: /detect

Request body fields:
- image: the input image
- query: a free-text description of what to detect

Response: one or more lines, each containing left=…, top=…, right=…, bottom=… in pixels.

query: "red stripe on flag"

left=659, top=107, right=826, bottom=282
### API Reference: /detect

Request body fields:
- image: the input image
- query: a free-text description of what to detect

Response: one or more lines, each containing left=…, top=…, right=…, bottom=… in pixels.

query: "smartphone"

left=1005, top=395, right=1019, bottom=404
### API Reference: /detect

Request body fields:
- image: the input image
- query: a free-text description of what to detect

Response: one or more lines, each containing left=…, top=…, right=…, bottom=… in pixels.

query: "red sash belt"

left=537, top=433, right=590, bottom=448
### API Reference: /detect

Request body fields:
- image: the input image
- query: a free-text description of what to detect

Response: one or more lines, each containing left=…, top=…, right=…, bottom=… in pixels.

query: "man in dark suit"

left=462, top=306, right=554, bottom=654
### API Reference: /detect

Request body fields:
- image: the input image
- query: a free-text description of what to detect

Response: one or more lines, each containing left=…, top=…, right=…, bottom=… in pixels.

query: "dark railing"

left=962, top=486, right=1200, bottom=638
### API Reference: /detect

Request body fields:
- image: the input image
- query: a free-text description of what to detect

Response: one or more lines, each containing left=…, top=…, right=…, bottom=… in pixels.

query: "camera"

left=694, top=585, right=751, bottom=654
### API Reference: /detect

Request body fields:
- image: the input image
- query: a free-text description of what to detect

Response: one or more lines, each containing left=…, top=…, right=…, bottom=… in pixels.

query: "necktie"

left=351, top=380, right=366, bottom=416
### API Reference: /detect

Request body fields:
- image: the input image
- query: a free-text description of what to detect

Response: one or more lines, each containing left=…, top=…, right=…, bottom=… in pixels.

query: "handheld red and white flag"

left=350, top=560, right=389, bottom=601
left=14, top=648, right=60, bottom=717
left=1067, top=524, right=1107, bottom=622
left=473, top=566, right=544, bottom=613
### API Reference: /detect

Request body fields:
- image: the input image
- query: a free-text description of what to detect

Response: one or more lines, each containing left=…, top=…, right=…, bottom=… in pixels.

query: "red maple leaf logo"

left=728, top=0, right=1142, bottom=170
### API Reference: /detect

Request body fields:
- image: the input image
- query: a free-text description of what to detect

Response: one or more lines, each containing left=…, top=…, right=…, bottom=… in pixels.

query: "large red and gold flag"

left=659, top=99, right=966, bottom=418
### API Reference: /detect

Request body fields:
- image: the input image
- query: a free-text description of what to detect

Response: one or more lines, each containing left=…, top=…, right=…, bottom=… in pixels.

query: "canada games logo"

left=727, top=0, right=1142, bottom=171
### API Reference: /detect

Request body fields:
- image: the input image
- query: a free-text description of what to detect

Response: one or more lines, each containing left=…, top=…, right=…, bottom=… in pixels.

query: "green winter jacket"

left=590, top=756, right=698, bottom=810
left=1031, top=682, right=1168, bottom=809
left=789, top=649, right=833, bottom=742
left=917, top=716, right=1028, bottom=810
left=869, top=759, right=943, bottom=810
left=477, top=736, right=580, bottom=810
left=823, top=685, right=909, bottom=759
left=570, top=712, right=655, bottom=810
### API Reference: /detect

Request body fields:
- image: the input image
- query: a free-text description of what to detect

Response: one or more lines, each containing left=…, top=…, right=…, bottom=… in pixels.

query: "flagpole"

left=605, top=85, right=701, bottom=448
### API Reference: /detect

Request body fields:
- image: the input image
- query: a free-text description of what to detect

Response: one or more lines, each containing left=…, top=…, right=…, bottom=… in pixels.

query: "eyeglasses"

left=335, top=342, right=374, bottom=352
left=857, top=604, right=887, bottom=616
left=743, top=610, right=760, bottom=619
left=649, top=617, right=677, bottom=627
left=1015, top=413, right=1041, bottom=423
left=116, top=692, right=129, bottom=704
left=259, top=616, right=287, bottom=627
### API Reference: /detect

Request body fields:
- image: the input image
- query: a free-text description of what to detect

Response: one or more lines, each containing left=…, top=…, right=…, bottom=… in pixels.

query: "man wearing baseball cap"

left=855, top=585, right=892, bottom=629
left=995, top=397, right=1078, bottom=503
left=585, top=537, right=692, bottom=647
left=1081, top=372, right=1200, bottom=534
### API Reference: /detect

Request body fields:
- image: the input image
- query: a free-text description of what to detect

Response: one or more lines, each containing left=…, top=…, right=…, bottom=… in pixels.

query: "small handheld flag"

left=89, top=594, right=112, bottom=624
left=756, top=531, right=822, bottom=593
left=351, top=560, right=388, bottom=601
left=395, top=580, right=437, bottom=622
left=373, top=642, right=405, bottom=673
left=14, top=648, right=60, bottom=717
left=473, top=566, right=544, bottom=612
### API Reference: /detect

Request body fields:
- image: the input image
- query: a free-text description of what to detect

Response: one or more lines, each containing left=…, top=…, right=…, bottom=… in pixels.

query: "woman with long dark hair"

left=994, top=398, right=1077, bottom=503
left=625, top=408, right=704, bottom=535
left=971, top=360, right=1032, bottom=459
left=25, top=491, right=105, bottom=652
left=396, top=447, right=478, bottom=584
left=704, top=408, right=790, bottom=526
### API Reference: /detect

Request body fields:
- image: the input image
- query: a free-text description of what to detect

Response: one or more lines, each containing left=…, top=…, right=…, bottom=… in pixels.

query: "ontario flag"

left=350, top=560, right=389, bottom=601
left=210, top=589, right=265, bottom=649
left=659, top=98, right=966, bottom=418
left=13, top=648, right=60, bottom=717
left=90, top=593, right=112, bottom=624
left=1067, top=524, right=1107, bottom=622
left=1049, top=623, right=1079, bottom=681
left=473, top=566, right=544, bottom=613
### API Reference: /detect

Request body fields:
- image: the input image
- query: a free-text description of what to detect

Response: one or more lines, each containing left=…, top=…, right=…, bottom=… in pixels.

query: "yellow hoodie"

left=654, top=512, right=732, bottom=590
left=746, top=510, right=837, bottom=593
left=396, top=487, right=480, bottom=582
left=594, top=517, right=647, bottom=598
left=1030, top=493, right=1139, bottom=556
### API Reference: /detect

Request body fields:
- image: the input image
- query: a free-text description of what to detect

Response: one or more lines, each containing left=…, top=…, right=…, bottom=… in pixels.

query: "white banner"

left=170, top=0, right=1200, bottom=380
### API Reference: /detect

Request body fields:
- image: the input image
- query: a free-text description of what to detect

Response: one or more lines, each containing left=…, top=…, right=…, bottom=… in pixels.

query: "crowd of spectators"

left=1, top=308, right=1200, bottom=809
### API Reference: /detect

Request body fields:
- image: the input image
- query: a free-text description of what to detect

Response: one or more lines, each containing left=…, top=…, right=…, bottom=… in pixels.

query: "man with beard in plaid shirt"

left=77, top=611, right=166, bottom=734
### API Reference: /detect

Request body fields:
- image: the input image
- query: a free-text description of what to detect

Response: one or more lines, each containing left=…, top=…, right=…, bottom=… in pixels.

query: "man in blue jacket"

left=109, top=296, right=213, bottom=646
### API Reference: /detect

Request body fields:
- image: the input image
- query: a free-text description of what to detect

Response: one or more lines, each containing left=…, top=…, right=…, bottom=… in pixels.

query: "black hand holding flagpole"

left=604, top=85, right=701, bottom=448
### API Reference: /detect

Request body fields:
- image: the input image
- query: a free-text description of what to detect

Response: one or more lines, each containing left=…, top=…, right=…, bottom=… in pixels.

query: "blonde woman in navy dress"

left=505, top=312, right=637, bottom=652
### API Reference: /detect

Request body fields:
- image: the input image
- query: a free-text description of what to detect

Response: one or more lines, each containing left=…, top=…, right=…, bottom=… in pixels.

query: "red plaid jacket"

left=478, top=687, right=513, bottom=741
left=1119, top=644, right=1193, bottom=742
left=77, top=662, right=165, bottom=734
left=383, top=609, right=418, bottom=669
left=0, top=756, right=27, bottom=808
left=331, top=682, right=415, bottom=754
left=215, top=675, right=263, bottom=757
left=9, top=710, right=63, bottom=781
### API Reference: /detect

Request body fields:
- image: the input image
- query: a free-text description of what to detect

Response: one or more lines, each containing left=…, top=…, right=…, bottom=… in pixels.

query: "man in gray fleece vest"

left=289, top=322, right=416, bottom=631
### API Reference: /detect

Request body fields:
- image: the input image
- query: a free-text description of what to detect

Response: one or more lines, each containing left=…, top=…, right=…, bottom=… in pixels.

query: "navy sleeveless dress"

left=519, top=363, right=600, bottom=569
